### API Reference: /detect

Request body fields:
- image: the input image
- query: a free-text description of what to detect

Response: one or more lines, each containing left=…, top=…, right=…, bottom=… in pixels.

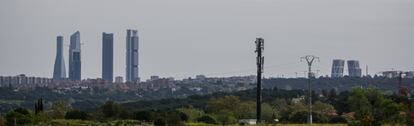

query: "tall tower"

left=69, top=31, right=81, bottom=81
left=126, top=29, right=139, bottom=83
left=53, top=36, right=66, bottom=80
left=102, top=32, right=114, bottom=82
left=347, top=60, right=362, bottom=77
left=331, top=59, right=345, bottom=78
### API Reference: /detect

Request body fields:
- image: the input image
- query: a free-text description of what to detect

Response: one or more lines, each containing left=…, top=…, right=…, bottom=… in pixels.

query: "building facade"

left=347, top=60, right=362, bottom=77
left=102, top=32, right=114, bottom=82
left=53, top=36, right=66, bottom=80
left=331, top=59, right=345, bottom=78
left=69, top=31, right=81, bottom=81
left=126, top=29, right=139, bottom=83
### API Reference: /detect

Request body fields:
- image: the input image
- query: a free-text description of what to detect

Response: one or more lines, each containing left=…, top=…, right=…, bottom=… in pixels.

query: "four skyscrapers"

left=52, top=29, right=140, bottom=82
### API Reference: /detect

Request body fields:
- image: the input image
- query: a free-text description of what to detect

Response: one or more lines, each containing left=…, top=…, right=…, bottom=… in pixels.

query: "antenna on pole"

left=255, top=38, right=264, bottom=124
left=300, top=55, right=319, bottom=124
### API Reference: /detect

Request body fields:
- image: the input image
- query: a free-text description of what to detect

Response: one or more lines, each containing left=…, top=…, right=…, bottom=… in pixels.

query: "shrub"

left=133, top=110, right=154, bottom=122
left=197, top=115, right=217, bottom=124
left=65, top=110, right=89, bottom=120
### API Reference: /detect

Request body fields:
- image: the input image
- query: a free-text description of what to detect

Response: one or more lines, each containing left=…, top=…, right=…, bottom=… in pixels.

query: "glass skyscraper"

left=102, top=32, right=114, bottom=82
left=53, top=36, right=66, bottom=80
left=347, top=60, right=362, bottom=77
left=69, top=31, right=81, bottom=81
left=331, top=59, right=345, bottom=78
left=126, top=29, right=139, bottom=83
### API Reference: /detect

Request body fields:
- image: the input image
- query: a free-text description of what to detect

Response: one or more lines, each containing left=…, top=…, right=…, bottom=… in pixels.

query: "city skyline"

left=0, top=0, right=413, bottom=80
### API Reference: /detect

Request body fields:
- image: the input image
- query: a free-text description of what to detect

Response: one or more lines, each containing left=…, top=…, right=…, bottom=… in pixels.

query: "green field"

left=186, top=122, right=347, bottom=126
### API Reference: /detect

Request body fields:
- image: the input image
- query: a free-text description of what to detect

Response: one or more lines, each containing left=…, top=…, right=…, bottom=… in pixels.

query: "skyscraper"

left=347, top=60, right=362, bottom=77
left=53, top=36, right=66, bottom=80
left=102, top=32, right=113, bottom=82
left=331, top=59, right=345, bottom=78
left=126, top=29, right=139, bottom=83
left=69, top=31, right=81, bottom=81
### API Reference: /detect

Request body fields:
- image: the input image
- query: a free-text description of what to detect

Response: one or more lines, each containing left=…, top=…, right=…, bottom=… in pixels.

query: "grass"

left=186, top=123, right=347, bottom=126
left=0, top=100, right=24, bottom=104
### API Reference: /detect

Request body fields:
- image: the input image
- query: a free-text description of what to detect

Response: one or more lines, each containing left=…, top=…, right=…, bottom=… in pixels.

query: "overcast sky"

left=0, top=0, right=413, bottom=80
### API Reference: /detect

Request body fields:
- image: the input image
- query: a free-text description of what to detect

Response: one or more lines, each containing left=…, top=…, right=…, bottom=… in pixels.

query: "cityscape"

left=0, top=0, right=413, bottom=126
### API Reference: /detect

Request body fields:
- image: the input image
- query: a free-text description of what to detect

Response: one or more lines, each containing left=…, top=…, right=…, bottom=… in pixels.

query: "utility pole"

left=255, top=38, right=264, bottom=124
left=300, top=55, right=319, bottom=124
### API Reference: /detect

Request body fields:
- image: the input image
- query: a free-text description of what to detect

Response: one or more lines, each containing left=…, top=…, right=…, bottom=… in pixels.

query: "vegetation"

left=0, top=86, right=411, bottom=125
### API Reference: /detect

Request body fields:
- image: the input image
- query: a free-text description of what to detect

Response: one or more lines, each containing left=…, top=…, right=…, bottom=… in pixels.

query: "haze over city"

left=0, top=0, right=413, bottom=80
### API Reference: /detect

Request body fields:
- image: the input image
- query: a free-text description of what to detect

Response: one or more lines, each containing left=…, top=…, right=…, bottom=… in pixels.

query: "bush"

left=65, top=110, right=89, bottom=120
left=329, top=116, right=348, bottom=123
left=154, top=118, right=166, bottom=126
left=133, top=110, right=154, bottom=122
left=197, top=115, right=217, bottom=124
left=5, top=111, right=33, bottom=126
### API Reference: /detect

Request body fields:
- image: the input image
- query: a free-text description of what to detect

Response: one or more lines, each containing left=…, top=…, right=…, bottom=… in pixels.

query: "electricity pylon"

left=300, top=55, right=319, bottom=124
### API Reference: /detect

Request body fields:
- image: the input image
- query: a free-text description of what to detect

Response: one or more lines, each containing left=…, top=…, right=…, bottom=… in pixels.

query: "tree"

left=234, top=101, right=255, bottom=119
left=100, top=101, right=122, bottom=119
left=133, top=110, right=154, bottom=122
left=214, top=110, right=237, bottom=126
left=261, top=103, right=274, bottom=123
left=207, top=95, right=240, bottom=114
left=197, top=115, right=217, bottom=124
left=50, top=101, right=70, bottom=119
left=347, top=88, right=404, bottom=126
left=177, top=107, right=204, bottom=122
left=5, top=108, right=33, bottom=126
left=313, top=101, right=336, bottom=116
left=270, top=98, right=288, bottom=120
left=65, top=110, right=89, bottom=120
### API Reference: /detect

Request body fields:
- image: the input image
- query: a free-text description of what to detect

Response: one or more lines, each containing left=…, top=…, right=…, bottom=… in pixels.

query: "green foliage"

left=329, top=116, right=347, bottom=123
left=50, top=101, right=70, bottom=119
left=5, top=108, right=33, bottom=126
left=100, top=101, right=123, bottom=119
left=234, top=101, right=255, bottom=119
left=197, top=115, right=217, bottom=124
left=261, top=103, right=274, bottom=123
left=214, top=110, right=237, bottom=126
left=133, top=110, right=154, bottom=122
left=177, top=107, right=204, bottom=122
left=313, top=101, right=336, bottom=116
left=207, top=95, right=240, bottom=114
left=65, top=110, right=89, bottom=120
left=347, top=88, right=404, bottom=126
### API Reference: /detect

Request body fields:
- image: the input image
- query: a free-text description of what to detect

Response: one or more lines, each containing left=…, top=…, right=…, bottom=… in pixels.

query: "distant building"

left=347, top=60, right=362, bottom=77
left=125, top=29, right=139, bottom=83
left=53, top=36, right=66, bottom=80
left=381, top=71, right=401, bottom=78
left=102, top=32, right=114, bottom=82
left=331, top=59, right=345, bottom=78
left=150, top=76, right=160, bottom=81
left=115, top=76, right=123, bottom=83
left=69, top=31, right=81, bottom=80
left=405, top=71, right=414, bottom=78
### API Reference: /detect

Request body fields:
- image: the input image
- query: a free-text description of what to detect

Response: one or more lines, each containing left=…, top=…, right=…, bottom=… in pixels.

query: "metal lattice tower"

left=300, top=55, right=319, bottom=124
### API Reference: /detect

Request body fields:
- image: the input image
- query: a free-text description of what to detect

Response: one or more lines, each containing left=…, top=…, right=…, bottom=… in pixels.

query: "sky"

left=0, top=0, right=413, bottom=80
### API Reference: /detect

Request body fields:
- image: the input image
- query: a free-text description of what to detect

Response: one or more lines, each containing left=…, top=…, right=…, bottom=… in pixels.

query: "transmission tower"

left=300, top=55, right=319, bottom=124
left=255, top=38, right=264, bottom=124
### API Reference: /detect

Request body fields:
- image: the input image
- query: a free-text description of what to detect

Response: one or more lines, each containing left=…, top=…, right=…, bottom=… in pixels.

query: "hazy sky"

left=0, top=0, right=413, bottom=80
